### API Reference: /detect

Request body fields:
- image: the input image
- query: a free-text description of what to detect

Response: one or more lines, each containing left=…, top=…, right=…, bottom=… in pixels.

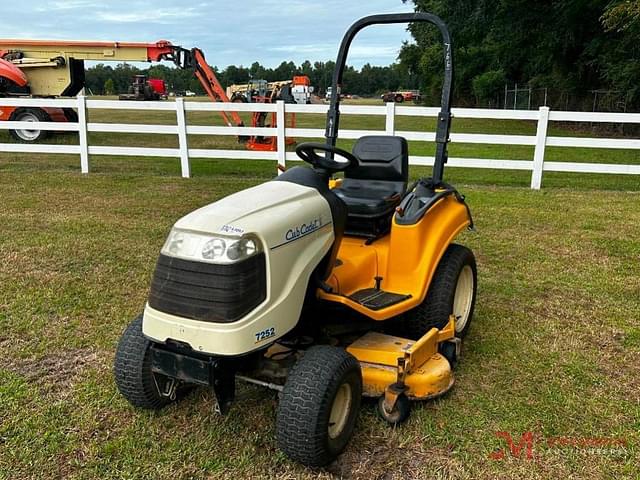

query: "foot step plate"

left=349, top=288, right=411, bottom=311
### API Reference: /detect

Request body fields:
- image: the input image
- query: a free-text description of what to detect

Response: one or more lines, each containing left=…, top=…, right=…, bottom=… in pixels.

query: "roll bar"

left=325, top=13, right=453, bottom=184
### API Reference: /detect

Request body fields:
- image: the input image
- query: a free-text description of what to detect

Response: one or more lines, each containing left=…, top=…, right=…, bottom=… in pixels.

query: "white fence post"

left=76, top=95, right=89, bottom=174
left=276, top=100, right=286, bottom=175
left=385, top=101, right=396, bottom=135
left=175, top=97, right=190, bottom=178
left=531, top=106, right=550, bottom=190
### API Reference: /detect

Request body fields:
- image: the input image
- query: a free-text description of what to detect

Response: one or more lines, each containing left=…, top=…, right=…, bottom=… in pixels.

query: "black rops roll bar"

left=325, top=13, right=453, bottom=184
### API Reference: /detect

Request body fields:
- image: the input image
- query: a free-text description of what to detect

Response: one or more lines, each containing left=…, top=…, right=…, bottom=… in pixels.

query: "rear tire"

left=276, top=346, right=362, bottom=467
left=9, top=107, right=50, bottom=142
left=232, top=94, right=248, bottom=103
left=63, top=108, right=78, bottom=123
left=395, top=94, right=404, bottom=103
left=401, top=244, right=477, bottom=339
left=114, top=315, right=170, bottom=410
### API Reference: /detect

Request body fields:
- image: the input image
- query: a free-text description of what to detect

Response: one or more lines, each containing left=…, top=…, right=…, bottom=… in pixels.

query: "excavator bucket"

left=0, top=58, right=28, bottom=87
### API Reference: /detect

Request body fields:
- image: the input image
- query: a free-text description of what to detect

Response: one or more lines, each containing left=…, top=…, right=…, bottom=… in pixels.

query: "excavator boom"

left=188, top=48, right=244, bottom=128
left=0, top=39, right=245, bottom=130
left=0, top=39, right=176, bottom=63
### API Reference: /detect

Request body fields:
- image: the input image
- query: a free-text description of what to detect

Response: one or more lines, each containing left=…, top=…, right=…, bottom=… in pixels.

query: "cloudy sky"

left=5, top=1, right=415, bottom=69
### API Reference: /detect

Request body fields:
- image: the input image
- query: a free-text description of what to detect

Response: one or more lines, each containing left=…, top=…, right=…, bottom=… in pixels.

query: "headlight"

left=161, top=228, right=261, bottom=264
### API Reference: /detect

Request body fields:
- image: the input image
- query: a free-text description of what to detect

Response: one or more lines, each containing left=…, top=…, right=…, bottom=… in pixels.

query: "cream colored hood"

left=173, top=180, right=333, bottom=249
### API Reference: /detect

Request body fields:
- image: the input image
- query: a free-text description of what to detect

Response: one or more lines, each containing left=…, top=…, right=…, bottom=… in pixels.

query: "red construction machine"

left=0, top=39, right=286, bottom=150
left=119, top=75, right=167, bottom=101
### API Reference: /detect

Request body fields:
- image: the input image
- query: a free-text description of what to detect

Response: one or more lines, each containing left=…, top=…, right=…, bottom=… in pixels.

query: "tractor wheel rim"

left=453, top=265, right=474, bottom=332
left=328, top=383, right=352, bottom=439
left=16, top=112, right=41, bottom=141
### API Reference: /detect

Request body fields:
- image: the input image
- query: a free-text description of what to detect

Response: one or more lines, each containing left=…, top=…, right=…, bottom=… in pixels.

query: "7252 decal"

left=254, top=327, right=275, bottom=343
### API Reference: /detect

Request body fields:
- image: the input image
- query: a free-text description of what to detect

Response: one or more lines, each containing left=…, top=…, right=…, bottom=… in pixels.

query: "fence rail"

left=1, top=95, right=639, bottom=189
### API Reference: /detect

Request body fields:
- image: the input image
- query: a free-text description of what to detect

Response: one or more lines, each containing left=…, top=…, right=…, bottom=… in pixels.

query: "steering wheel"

left=295, top=142, right=357, bottom=172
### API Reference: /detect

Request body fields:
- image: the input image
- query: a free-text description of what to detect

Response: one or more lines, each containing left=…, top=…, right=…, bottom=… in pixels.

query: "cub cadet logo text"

left=285, top=218, right=320, bottom=242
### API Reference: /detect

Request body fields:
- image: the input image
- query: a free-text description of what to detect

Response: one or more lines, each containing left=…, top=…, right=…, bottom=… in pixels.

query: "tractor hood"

left=172, top=180, right=333, bottom=249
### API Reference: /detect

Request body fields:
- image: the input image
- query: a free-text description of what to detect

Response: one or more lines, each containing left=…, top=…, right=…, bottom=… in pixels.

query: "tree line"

left=85, top=60, right=417, bottom=98
left=400, top=0, right=640, bottom=110
left=86, top=1, right=638, bottom=111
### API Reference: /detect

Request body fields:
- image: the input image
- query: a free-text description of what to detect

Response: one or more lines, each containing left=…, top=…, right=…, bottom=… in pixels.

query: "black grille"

left=148, top=253, right=266, bottom=323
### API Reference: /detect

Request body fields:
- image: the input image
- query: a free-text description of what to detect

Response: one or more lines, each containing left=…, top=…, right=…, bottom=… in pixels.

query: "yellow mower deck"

left=347, top=316, right=457, bottom=400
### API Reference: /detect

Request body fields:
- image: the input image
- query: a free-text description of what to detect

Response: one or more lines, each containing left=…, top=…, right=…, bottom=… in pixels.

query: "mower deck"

left=347, top=316, right=457, bottom=400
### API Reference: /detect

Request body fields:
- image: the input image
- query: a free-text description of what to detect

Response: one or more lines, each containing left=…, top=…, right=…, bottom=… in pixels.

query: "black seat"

left=333, top=136, right=409, bottom=238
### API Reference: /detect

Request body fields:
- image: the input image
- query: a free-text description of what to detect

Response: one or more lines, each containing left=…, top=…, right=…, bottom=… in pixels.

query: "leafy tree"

left=400, top=0, right=640, bottom=107
left=599, top=1, right=640, bottom=104
left=602, top=1, right=640, bottom=32
left=103, top=78, right=115, bottom=95
left=85, top=58, right=418, bottom=99
left=472, top=70, right=505, bottom=106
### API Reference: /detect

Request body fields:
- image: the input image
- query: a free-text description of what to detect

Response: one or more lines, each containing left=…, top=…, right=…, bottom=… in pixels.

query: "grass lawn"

left=0, top=101, right=639, bottom=479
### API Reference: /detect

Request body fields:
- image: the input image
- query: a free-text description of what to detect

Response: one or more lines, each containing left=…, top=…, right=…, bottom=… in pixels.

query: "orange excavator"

left=0, top=40, right=286, bottom=149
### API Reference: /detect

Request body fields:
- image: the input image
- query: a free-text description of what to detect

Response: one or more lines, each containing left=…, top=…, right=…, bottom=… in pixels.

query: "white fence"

left=1, top=95, right=639, bottom=189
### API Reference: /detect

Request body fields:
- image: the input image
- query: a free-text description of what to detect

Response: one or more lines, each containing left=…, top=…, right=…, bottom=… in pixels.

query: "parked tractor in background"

left=381, top=89, right=422, bottom=103
left=227, top=75, right=312, bottom=105
left=228, top=79, right=271, bottom=103
left=119, top=75, right=167, bottom=101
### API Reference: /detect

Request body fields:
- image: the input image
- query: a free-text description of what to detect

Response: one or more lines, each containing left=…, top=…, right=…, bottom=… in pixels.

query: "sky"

left=4, top=1, right=416, bottom=69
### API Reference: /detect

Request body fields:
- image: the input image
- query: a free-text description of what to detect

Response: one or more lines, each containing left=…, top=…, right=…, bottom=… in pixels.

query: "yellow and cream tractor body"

left=115, top=12, right=477, bottom=468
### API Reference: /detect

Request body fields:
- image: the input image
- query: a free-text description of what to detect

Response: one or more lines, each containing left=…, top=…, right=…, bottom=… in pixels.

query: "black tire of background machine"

left=9, top=107, right=51, bottom=142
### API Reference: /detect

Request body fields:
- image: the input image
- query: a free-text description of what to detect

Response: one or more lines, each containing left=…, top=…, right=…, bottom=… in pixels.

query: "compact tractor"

left=114, top=12, right=476, bottom=467
left=381, top=89, right=422, bottom=103
left=119, top=75, right=167, bottom=101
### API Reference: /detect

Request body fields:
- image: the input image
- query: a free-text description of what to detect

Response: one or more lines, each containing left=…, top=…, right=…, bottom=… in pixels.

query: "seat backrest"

left=347, top=136, right=409, bottom=182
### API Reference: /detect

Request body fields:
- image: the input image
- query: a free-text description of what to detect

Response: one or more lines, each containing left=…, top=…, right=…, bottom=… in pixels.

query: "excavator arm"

left=167, top=46, right=244, bottom=128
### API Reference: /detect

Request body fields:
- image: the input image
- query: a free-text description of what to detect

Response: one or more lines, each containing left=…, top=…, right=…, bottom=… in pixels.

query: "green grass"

left=0, top=102, right=639, bottom=479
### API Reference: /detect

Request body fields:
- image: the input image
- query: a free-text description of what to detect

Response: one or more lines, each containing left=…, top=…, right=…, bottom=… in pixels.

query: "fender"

left=318, top=195, right=471, bottom=320
left=385, top=194, right=471, bottom=305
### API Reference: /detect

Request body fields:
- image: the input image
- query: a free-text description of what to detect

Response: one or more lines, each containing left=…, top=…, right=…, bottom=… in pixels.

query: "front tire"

left=276, top=346, right=362, bottom=467
left=401, top=244, right=477, bottom=339
left=114, top=315, right=170, bottom=410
